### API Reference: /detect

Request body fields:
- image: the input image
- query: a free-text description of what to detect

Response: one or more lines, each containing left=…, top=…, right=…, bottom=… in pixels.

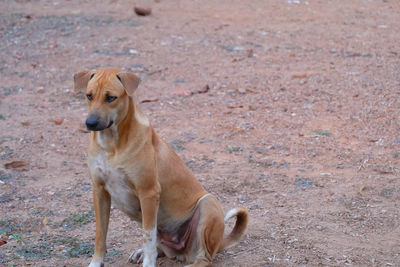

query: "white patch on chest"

left=96, top=133, right=108, bottom=149
left=96, top=124, right=119, bottom=150
left=91, top=153, right=140, bottom=219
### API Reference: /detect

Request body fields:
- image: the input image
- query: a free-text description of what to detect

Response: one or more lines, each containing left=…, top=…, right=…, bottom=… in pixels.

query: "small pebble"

left=54, top=118, right=64, bottom=125
left=238, top=197, right=247, bottom=203
left=377, top=25, right=388, bottom=29
left=292, top=72, right=307, bottom=79
left=248, top=105, right=257, bottom=111
left=134, top=6, right=152, bottom=16
left=21, top=120, right=31, bottom=126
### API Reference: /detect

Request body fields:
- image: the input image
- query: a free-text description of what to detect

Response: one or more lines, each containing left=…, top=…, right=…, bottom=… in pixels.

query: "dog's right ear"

left=74, top=70, right=95, bottom=93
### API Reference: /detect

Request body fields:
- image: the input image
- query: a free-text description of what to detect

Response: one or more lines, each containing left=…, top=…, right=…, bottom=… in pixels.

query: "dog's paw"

left=128, top=248, right=144, bottom=264
left=88, top=260, right=104, bottom=267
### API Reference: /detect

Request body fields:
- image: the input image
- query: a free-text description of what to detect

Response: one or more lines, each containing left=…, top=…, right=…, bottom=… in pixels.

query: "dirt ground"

left=0, top=0, right=399, bottom=266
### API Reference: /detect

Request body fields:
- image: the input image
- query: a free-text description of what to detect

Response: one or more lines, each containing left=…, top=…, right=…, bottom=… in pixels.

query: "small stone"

left=254, top=148, right=268, bottom=155
left=128, top=49, right=138, bottom=55
left=238, top=88, right=247, bottom=94
left=248, top=105, right=257, bottom=111
left=238, top=197, right=247, bottom=203
left=227, top=146, right=241, bottom=153
left=197, top=84, right=210, bottom=94
left=21, top=120, right=31, bottom=126
left=292, top=72, right=308, bottom=79
left=221, top=45, right=244, bottom=52
left=54, top=118, right=64, bottom=125
left=37, top=87, right=45, bottom=94
left=295, top=177, right=313, bottom=188
left=134, top=6, right=152, bottom=16
left=381, top=188, right=394, bottom=196
left=337, top=163, right=345, bottom=169
left=48, top=42, right=58, bottom=50
left=256, top=173, right=266, bottom=180
left=377, top=25, right=388, bottom=29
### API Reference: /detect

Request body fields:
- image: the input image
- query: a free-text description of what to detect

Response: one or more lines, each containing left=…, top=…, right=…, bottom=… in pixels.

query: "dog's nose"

left=86, top=116, right=99, bottom=130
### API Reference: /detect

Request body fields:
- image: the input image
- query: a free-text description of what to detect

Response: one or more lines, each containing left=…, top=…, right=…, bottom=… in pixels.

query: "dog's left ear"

left=117, top=72, right=141, bottom=96
left=74, top=70, right=95, bottom=93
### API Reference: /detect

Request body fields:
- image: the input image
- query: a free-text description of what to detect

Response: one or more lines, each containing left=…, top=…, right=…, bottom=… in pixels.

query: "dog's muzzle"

left=86, top=115, right=113, bottom=131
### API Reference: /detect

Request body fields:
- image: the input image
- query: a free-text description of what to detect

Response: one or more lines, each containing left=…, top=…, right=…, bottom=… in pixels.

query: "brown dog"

left=74, top=68, right=248, bottom=267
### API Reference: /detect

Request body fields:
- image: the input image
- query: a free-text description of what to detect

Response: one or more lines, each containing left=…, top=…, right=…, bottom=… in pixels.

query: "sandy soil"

left=0, top=0, right=399, bottom=266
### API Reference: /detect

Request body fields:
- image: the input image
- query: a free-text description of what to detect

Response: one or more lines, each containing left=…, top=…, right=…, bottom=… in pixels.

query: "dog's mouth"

left=106, top=120, right=113, bottom=129
left=86, top=117, right=114, bottom=131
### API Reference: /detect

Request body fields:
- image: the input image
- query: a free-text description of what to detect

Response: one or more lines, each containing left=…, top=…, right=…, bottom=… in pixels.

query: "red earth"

left=0, top=0, right=399, bottom=266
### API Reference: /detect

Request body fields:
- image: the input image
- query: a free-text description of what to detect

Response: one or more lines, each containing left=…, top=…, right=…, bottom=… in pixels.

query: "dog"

left=74, top=68, right=248, bottom=267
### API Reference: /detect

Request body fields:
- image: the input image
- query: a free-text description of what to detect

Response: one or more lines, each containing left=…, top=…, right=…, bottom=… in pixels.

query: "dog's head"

left=74, top=68, right=141, bottom=131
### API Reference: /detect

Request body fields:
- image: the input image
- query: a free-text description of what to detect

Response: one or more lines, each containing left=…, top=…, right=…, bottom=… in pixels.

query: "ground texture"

left=0, top=0, right=399, bottom=266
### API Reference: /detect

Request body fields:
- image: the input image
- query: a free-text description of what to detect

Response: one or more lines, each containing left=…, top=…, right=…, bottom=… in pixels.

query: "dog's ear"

left=117, top=72, right=141, bottom=96
left=74, top=70, right=95, bottom=93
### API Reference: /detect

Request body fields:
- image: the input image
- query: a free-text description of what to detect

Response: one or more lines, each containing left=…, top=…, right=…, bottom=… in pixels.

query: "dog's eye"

left=86, top=94, right=93, bottom=101
left=105, top=95, right=117, bottom=103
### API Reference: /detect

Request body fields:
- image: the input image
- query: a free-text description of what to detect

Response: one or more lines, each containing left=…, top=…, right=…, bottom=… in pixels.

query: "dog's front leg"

left=138, top=186, right=160, bottom=267
left=89, top=184, right=111, bottom=267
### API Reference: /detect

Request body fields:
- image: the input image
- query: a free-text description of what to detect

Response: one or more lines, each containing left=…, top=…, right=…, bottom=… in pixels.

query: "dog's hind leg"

left=185, top=195, right=225, bottom=267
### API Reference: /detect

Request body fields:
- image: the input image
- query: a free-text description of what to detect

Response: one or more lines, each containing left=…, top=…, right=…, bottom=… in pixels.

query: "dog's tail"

left=218, top=207, right=248, bottom=252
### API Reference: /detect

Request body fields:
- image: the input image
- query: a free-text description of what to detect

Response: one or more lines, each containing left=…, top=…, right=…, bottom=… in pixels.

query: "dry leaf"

left=140, top=98, right=159, bottom=103
left=5, top=160, right=29, bottom=171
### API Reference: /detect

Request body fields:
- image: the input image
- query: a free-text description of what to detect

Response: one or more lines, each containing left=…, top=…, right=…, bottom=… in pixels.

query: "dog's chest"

left=90, top=153, right=141, bottom=220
